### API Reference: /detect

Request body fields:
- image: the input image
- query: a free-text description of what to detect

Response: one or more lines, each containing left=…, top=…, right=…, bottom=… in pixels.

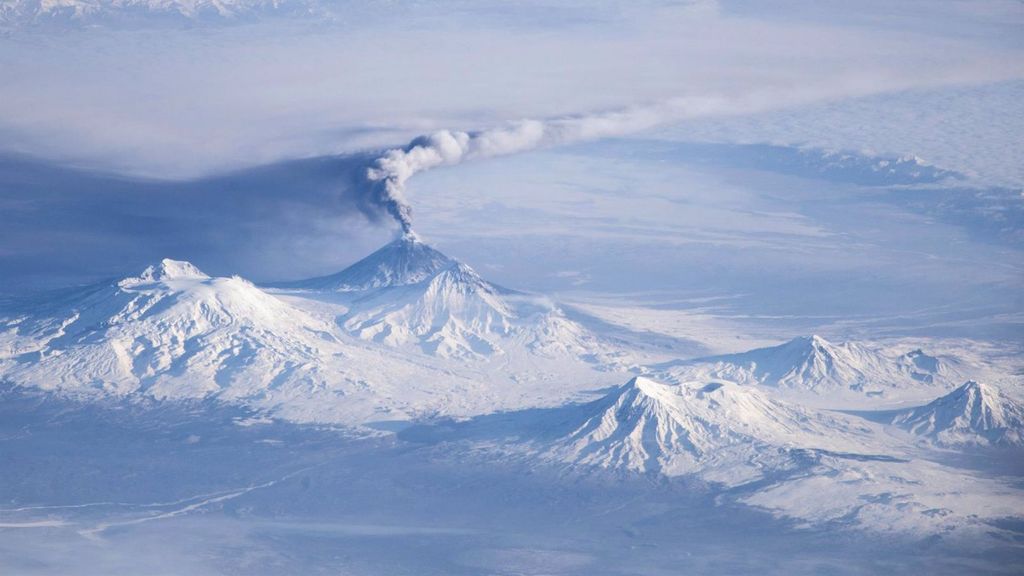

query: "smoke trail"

left=364, top=92, right=793, bottom=233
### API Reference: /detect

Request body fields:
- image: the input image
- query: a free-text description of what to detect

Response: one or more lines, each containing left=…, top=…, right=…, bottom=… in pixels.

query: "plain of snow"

left=2, top=235, right=1022, bottom=558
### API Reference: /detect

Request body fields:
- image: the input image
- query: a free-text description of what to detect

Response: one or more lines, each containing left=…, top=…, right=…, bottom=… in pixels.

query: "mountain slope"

left=530, top=376, right=886, bottom=485
left=0, top=259, right=340, bottom=399
left=891, top=381, right=1024, bottom=447
left=282, top=234, right=603, bottom=361
left=277, top=232, right=453, bottom=292
left=340, top=262, right=516, bottom=358
left=654, top=335, right=954, bottom=397
left=0, top=258, right=607, bottom=425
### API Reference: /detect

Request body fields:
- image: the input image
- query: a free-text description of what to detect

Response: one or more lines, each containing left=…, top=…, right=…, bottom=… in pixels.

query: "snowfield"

left=2, top=235, right=1021, bottom=552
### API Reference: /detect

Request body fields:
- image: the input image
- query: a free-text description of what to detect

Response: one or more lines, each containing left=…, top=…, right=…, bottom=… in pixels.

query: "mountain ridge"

left=651, top=334, right=956, bottom=399
left=892, top=380, right=1024, bottom=447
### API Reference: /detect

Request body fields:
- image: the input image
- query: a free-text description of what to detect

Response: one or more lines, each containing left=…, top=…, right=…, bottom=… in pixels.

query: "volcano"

left=892, top=381, right=1024, bottom=447
left=280, top=233, right=601, bottom=361
left=0, top=259, right=342, bottom=399
left=532, top=376, right=885, bottom=484
left=277, top=231, right=453, bottom=292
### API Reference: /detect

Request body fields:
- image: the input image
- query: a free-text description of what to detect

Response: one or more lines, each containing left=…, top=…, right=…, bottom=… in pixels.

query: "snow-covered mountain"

left=652, top=335, right=955, bottom=398
left=278, top=232, right=454, bottom=292
left=0, top=257, right=616, bottom=424
left=892, top=381, right=1024, bottom=447
left=399, top=374, right=1023, bottom=535
left=0, top=259, right=342, bottom=399
left=281, top=233, right=603, bottom=361
left=0, top=259, right=452, bottom=425
left=3, top=258, right=1022, bottom=541
left=0, top=0, right=317, bottom=28
left=532, top=376, right=885, bottom=485
left=340, top=261, right=516, bottom=358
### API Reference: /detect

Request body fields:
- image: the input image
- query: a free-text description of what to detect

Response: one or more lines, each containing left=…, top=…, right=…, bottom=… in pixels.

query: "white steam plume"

left=365, top=91, right=812, bottom=233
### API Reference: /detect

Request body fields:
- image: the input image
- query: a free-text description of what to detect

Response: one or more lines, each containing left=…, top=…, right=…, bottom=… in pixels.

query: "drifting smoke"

left=365, top=93, right=780, bottom=233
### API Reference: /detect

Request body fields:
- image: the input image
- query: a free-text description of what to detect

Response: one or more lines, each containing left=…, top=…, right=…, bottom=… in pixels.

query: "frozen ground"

left=2, top=389, right=1022, bottom=576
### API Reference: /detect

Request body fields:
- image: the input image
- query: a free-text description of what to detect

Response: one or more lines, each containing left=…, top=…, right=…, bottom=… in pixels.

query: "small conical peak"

left=803, top=334, right=831, bottom=347
left=920, top=381, right=997, bottom=415
left=952, top=380, right=987, bottom=398
left=282, top=232, right=453, bottom=291
left=125, top=259, right=209, bottom=284
left=623, top=376, right=670, bottom=398
left=785, top=334, right=835, bottom=353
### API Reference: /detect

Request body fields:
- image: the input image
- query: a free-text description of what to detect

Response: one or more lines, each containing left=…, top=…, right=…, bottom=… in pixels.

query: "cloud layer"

left=1, top=1, right=1021, bottom=177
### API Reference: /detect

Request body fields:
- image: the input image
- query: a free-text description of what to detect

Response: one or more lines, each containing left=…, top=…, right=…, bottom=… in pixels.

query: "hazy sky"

left=1, top=0, right=1021, bottom=177
left=1, top=0, right=1022, bottom=339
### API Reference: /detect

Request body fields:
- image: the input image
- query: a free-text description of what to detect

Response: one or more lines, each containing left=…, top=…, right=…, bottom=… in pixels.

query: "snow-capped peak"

left=0, top=261, right=342, bottom=401
left=541, top=375, right=881, bottom=482
left=654, top=334, right=952, bottom=397
left=278, top=233, right=453, bottom=292
left=0, top=0, right=320, bottom=28
left=124, top=259, right=210, bottom=285
left=339, top=255, right=516, bottom=358
left=892, top=381, right=1024, bottom=447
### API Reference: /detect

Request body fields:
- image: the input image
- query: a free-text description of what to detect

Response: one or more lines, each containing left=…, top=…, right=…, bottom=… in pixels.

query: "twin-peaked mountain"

left=651, top=334, right=958, bottom=398
left=0, top=257, right=495, bottom=424
left=0, top=236, right=610, bottom=422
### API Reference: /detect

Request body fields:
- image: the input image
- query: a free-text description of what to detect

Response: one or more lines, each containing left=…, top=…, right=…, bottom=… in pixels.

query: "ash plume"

left=364, top=94, right=770, bottom=233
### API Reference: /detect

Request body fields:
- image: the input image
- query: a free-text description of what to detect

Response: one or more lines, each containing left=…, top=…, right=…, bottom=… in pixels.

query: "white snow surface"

left=438, top=375, right=1024, bottom=536
left=648, top=335, right=965, bottom=407
left=0, top=0, right=311, bottom=25
left=892, top=380, right=1024, bottom=447
left=1, top=244, right=1022, bottom=538
left=0, top=254, right=625, bottom=425
left=277, top=234, right=606, bottom=362
left=279, top=232, right=454, bottom=292
left=535, top=376, right=887, bottom=484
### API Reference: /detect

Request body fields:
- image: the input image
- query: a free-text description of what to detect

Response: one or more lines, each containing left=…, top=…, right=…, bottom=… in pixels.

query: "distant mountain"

left=653, top=335, right=955, bottom=396
left=892, top=381, right=1024, bottom=447
left=0, top=0, right=319, bottom=28
left=523, top=376, right=886, bottom=485
left=280, top=234, right=602, bottom=361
